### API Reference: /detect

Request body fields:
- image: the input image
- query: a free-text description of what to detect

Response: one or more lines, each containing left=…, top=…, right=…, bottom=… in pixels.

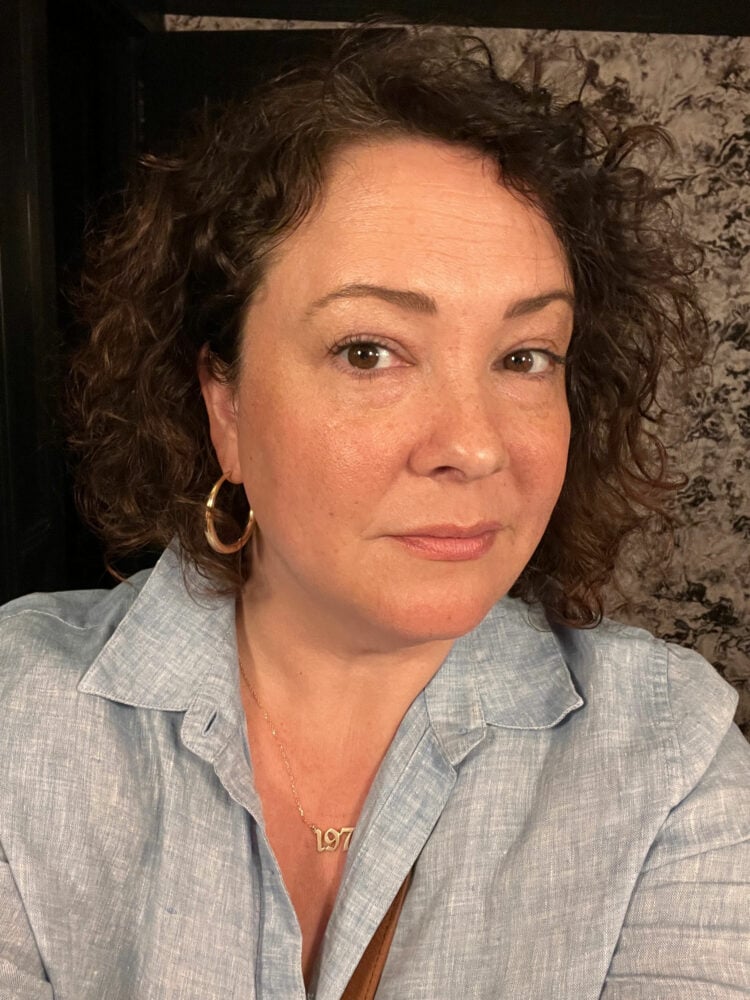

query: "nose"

left=408, top=376, right=508, bottom=482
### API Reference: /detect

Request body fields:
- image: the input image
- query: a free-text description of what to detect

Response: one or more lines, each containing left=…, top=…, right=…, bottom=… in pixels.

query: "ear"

left=197, top=346, right=242, bottom=483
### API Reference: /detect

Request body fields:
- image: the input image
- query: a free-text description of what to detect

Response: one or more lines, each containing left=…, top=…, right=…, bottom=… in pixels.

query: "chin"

left=370, top=589, right=502, bottom=646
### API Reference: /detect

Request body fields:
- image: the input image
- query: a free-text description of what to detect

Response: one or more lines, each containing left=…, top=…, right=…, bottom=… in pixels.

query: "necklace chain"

left=238, top=657, right=355, bottom=853
left=246, top=678, right=313, bottom=832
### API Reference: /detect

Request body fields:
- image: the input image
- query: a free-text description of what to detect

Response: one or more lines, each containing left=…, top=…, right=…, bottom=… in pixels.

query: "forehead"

left=259, top=137, right=570, bottom=307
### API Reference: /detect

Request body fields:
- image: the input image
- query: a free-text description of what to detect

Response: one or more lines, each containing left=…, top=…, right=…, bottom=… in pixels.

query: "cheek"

left=509, top=404, right=570, bottom=498
left=238, top=382, right=407, bottom=521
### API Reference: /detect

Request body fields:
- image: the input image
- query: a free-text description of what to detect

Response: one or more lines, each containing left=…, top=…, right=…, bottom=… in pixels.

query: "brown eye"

left=504, top=350, right=536, bottom=373
left=347, top=344, right=381, bottom=370
left=501, top=349, right=559, bottom=375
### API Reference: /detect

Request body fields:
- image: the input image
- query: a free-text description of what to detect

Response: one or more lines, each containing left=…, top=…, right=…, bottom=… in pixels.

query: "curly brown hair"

left=68, top=25, right=707, bottom=626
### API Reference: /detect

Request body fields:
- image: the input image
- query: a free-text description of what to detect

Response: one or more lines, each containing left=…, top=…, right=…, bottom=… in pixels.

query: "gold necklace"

left=238, top=658, right=355, bottom=853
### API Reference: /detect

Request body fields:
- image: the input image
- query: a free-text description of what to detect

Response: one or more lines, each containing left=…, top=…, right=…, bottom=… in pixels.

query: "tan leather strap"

left=341, top=871, right=413, bottom=1000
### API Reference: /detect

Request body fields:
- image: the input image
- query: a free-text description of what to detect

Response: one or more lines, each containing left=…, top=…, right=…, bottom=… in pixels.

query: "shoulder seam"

left=0, top=608, right=98, bottom=634
left=663, top=642, right=685, bottom=801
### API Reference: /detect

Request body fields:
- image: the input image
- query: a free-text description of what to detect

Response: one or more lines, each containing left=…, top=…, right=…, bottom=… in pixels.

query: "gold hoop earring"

left=204, top=473, right=255, bottom=555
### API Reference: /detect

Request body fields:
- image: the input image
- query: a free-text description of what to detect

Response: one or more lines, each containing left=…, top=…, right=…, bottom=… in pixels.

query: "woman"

left=1, top=25, right=748, bottom=1000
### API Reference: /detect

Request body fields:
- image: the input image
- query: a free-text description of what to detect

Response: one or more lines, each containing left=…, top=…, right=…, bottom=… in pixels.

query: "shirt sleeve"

left=0, top=841, right=52, bottom=1000
left=601, top=645, right=750, bottom=998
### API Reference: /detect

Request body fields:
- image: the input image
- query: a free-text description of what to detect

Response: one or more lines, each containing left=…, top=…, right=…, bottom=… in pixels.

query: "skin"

left=199, top=136, right=574, bottom=981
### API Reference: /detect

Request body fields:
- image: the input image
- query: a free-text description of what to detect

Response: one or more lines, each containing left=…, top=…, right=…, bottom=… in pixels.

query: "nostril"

left=431, top=464, right=474, bottom=482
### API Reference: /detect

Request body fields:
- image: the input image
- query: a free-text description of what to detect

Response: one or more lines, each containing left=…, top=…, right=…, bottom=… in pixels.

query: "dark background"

left=2, top=0, right=750, bottom=604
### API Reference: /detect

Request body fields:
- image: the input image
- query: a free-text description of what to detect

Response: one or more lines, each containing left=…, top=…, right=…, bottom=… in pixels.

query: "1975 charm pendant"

left=314, top=826, right=354, bottom=852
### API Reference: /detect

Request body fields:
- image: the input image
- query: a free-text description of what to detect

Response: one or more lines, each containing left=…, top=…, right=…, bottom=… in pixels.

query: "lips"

left=389, top=523, right=502, bottom=561
left=396, top=522, right=503, bottom=538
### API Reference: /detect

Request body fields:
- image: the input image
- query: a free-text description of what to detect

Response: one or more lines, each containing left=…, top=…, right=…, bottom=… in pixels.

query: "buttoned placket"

left=180, top=674, right=488, bottom=1000
left=181, top=686, right=308, bottom=1000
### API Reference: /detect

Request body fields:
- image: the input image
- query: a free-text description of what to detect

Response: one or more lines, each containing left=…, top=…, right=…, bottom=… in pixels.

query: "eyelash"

left=499, top=349, right=567, bottom=375
left=328, top=336, right=567, bottom=379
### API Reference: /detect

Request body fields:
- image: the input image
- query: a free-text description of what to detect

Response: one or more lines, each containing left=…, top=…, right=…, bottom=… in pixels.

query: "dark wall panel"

left=0, top=0, right=64, bottom=603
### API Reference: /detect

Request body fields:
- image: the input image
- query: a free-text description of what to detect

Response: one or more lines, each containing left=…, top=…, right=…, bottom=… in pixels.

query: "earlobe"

left=197, top=346, right=242, bottom=482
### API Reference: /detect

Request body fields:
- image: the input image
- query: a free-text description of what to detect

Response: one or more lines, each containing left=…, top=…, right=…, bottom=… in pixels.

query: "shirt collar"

left=424, top=599, right=583, bottom=765
left=78, top=545, right=240, bottom=723
left=79, top=547, right=583, bottom=748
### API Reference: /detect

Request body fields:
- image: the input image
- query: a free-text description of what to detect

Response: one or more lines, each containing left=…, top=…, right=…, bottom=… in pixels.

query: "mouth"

left=389, top=523, right=502, bottom=561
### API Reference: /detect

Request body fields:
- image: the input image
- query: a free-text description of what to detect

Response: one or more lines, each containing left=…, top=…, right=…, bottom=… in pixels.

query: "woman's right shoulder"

left=0, top=570, right=152, bottom=700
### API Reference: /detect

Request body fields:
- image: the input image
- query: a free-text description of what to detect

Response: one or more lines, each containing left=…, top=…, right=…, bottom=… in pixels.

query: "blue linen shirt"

left=0, top=545, right=749, bottom=1000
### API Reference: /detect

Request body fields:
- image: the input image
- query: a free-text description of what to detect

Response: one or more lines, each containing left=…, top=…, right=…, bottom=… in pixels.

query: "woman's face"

left=202, top=138, right=573, bottom=648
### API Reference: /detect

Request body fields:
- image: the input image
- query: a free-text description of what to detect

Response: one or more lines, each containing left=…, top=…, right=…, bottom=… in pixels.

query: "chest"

left=258, top=797, right=351, bottom=984
left=241, top=693, right=390, bottom=982
left=7, top=703, right=673, bottom=1000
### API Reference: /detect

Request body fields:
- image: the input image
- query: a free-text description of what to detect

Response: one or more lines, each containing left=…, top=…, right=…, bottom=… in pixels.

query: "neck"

left=235, top=573, right=454, bottom=736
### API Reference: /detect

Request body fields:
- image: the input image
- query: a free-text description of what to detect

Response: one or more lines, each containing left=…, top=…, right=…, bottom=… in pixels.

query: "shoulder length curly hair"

left=68, top=24, right=707, bottom=627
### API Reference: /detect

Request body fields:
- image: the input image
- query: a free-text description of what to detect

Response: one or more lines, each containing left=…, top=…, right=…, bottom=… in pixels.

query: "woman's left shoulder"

left=554, top=616, right=747, bottom=797
left=560, top=615, right=737, bottom=709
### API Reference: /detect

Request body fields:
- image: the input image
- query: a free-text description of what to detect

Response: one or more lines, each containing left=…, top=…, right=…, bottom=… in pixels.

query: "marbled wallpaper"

left=482, top=30, right=750, bottom=737
left=167, top=17, right=750, bottom=734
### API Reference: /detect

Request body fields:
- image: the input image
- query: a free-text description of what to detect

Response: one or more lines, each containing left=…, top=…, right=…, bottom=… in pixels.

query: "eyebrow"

left=504, top=290, right=574, bottom=318
left=306, top=283, right=574, bottom=319
left=307, top=283, right=437, bottom=316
